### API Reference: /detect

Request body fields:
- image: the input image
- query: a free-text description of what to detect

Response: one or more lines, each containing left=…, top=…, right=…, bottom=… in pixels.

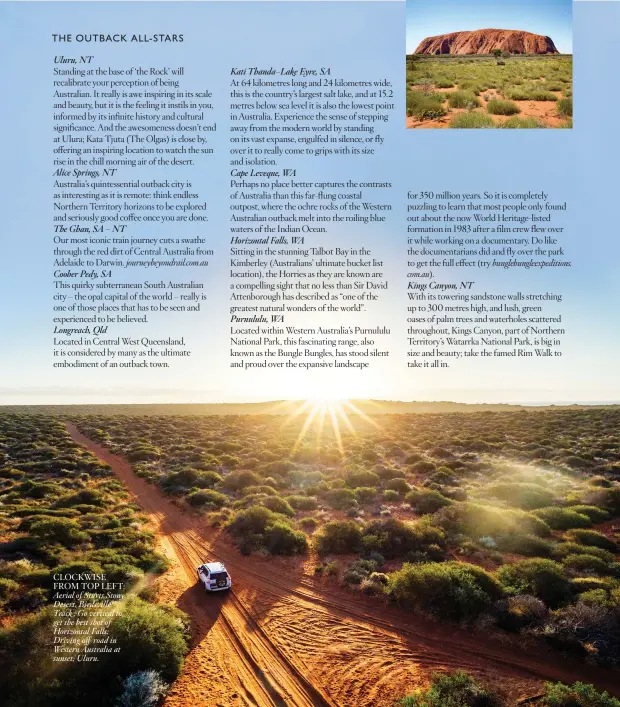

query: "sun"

left=281, top=397, right=381, bottom=457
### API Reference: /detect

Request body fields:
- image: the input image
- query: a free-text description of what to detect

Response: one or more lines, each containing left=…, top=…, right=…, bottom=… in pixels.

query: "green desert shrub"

left=569, top=506, right=610, bottom=523
left=556, top=98, right=572, bottom=117
left=186, top=489, right=227, bottom=508
left=435, top=502, right=552, bottom=539
left=562, top=554, right=612, bottom=576
left=299, top=517, right=318, bottom=531
left=226, top=506, right=307, bottom=555
left=484, top=482, right=554, bottom=509
left=345, top=470, right=380, bottom=488
left=325, top=488, right=357, bottom=510
left=486, top=99, right=520, bottom=116
left=386, top=478, right=411, bottom=494
left=29, top=517, right=88, bottom=548
left=541, top=681, right=620, bottom=707
left=241, top=485, right=277, bottom=497
left=529, top=90, right=558, bottom=101
left=572, top=578, right=613, bottom=595
left=449, top=113, right=495, bottom=129
left=259, top=495, right=295, bottom=516
left=435, top=79, right=455, bottom=88
left=220, top=469, right=262, bottom=492
left=494, top=533, right=554, bottom=557
left=553, top=542, right=616, bottom=564
left=398, top=671, right=502, bottom=707
left=285, top=495, right=318, bottom=511
left=448, top=91, right=480, bottom=109
left=383, top=489, right=401, bottom=502
left=405, top=488, right=452, bottom=514
left=314, top=520, right=362, bottom=555
left=567, top=529, right=617, bottom=553
left=533, top=507, right=592, bottom=530
left=498, top=559, right=572, bottom=607
left=354, top=487, right=377, bottom=504
left=106, top=598, right=190, bottom=682
left=388, top=561, right=504, bottom=621
left=406, top=90, right=447, bottom=121
left=361, top=518, right=445, bottom=559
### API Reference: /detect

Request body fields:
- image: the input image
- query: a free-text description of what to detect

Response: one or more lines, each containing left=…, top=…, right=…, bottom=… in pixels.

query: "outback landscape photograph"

left=1, top=400, right=619, bottom=706
left=406, top=0, right=573, bottom=128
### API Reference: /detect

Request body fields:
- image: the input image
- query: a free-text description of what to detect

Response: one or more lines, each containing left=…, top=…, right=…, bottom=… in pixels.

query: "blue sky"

left=406, top=0, right=573, bottom=54
left=0, top=1, right=618, bottom=405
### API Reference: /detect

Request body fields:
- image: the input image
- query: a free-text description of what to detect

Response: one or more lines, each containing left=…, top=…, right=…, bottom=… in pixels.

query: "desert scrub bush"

left=361, top=517, right=445, bottom=559
left=553, top=542, right=616, bottom=564
left=567, top=529, right=617, bottom=553
left=298, top=516, right=318, bottom=531
left=398, top=670, right=502, bottom=707
left=449, top=113, right=496, bottom=129
left=186, top=489, right=227, bottom=508
left=484, top=482, right=554, bottom=509
left=497, top=117, right=547, bottom=130
left=435, top=502, right=552, bottom=539
left=354, top=487, right=377, bottom=504
left=541, top=681, right=620, bottom=707
left=571, top=578, right=613, bottom=595
left=388, top=561, right=504, bottom=621
left=385, top=477, right=411, bottom=495
left=342, top=559, right=379, bottom=586
left=345, top=469, right=380, bottom=488
left=457, top=81, right=482, bottom=95
left=220, top=469, right=262, bottom=492
left=447, top=90, right=480, bottom=109
left=494, top=533, right=554, bottom=557
left=405, top=488, right=452, bottom=514
left=406, top=90, right=447, bottom=121
left=29, top=516, right=89, bottom=548
left=542, top=601, right=620, bottom=665
left=498, top=559, right=572, bottom=608
left=259, top=495, right=295, bottom=516
left=494, top=594, right=548, bottom=632
left=314, top=520, right=362, bottom=555
left=569, top=506, right=610, bottom=523
left=556, top=97, right=572, bottom=117
left=533, top=507, right=592, bottom=530
left=226, top=506, right=307, bottom=555
left=241, top=485, right=277, bottom=497
left=435, top=78, right=455, bottom=88
left=325, top=487, right=357, bottom=510
left=383, top=489, right=401, bottom=502
left=115, top=669, right=169, bottom=707
left=285, top=495, right=318, bottom=511
left=561, top=554, right=613, bottom=576
left=486, top=99, right=520, bottom=116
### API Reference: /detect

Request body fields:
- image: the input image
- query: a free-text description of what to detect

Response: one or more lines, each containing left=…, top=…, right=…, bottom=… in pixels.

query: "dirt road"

left=66, top=424, right=620, bottom=707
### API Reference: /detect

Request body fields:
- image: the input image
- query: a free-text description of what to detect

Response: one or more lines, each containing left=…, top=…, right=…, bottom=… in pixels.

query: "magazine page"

left=0, top=0, right=619, bottom=705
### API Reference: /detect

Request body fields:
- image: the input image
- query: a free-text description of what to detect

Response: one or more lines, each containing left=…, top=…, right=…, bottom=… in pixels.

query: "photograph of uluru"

left=406, top=0, right=573, bottom=128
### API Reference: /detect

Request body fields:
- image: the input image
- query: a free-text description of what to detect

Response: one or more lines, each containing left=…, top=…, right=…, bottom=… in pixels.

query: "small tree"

left=492, top=49, right=502, bottom=59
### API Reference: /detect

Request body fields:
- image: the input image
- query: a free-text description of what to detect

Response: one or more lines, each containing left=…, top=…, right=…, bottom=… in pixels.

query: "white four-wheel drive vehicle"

left=197, top=561, right=232, bottom=592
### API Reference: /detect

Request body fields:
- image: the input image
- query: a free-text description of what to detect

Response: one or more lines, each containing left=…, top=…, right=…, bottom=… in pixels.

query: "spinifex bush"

left=449, top=113, right=495, bottom=129
left=406, top=90, right=447, bottom=120
left=486, top=99, right=521, bottom=116
left=447, top=90, right=480, bottom=109
left=557, top=97, right=573, bottom=117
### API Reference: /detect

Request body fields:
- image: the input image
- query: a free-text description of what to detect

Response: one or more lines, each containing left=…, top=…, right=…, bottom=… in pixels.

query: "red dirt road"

left=66, top=424, right=620, bottom=707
